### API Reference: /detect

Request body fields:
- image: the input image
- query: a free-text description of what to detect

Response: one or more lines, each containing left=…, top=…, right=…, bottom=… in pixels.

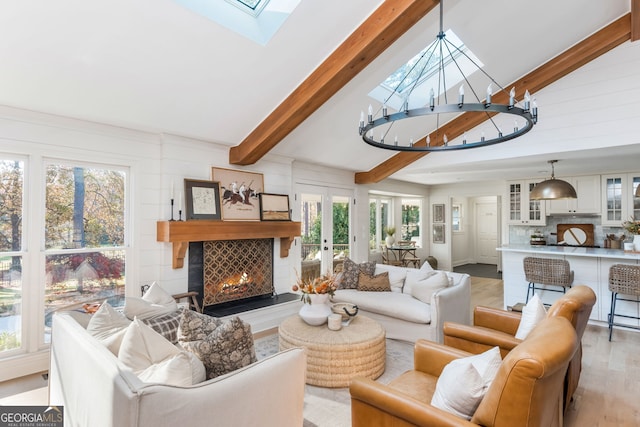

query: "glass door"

left=297, top=184, right=352, bottom=281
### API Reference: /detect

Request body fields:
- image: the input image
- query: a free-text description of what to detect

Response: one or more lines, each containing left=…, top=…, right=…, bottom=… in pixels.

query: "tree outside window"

left=401, top=199, right=421, bottom=245
left=0, top=160, right=23, bottom=352
left=44, top=164, right=127, bottom=342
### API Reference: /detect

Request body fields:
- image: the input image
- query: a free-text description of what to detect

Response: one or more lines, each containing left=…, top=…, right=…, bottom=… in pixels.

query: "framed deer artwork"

left=211, top=167, right=264, bottom=221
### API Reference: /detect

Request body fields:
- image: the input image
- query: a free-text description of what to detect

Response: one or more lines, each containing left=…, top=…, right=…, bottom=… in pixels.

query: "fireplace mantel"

left=157, top=220, right=302, bottom=269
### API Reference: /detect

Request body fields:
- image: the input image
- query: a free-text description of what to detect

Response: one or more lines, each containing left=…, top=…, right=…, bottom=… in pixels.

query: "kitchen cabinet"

left=507, top=180, right=546, bottom=225
left=601, top=173, right=640, bottom=226
left=546, top=175, right=600, bottom=214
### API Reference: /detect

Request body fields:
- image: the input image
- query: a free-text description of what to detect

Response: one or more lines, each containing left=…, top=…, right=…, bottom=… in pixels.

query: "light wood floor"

left=471, top=276, right=640, bottom=427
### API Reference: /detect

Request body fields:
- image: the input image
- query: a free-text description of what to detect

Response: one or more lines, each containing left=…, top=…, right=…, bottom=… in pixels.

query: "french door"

left=296, top=184, right=352, bottom=280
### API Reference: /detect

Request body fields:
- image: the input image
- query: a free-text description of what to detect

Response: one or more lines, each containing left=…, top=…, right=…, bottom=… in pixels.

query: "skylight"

left=174, top=0, right=301, bottom=45
left=369, top=29, right=483, bottom=112
left=226, top=0, right=269, bottom=17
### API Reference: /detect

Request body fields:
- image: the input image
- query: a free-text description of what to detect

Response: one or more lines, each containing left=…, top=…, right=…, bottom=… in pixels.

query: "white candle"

left=171, top=182, right=175, bottom=200
left=178, top=191, right=182, bottom=212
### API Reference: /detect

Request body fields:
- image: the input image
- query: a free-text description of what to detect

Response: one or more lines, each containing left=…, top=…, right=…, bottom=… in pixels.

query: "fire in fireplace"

left=201, top=239, right=274, bottom=309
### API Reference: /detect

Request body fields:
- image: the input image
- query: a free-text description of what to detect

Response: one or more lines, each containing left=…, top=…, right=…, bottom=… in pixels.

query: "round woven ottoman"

left=278, top=315, right=386, bottom=388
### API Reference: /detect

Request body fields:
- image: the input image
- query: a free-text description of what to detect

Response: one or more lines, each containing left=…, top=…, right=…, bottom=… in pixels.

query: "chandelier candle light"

left=358, top=0, right=538, bottom=152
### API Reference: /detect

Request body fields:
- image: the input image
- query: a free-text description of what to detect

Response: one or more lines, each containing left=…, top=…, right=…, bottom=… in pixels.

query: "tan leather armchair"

left=350, top=316, right=578, bottom=427
left=443, top=285, right=596, bottom=411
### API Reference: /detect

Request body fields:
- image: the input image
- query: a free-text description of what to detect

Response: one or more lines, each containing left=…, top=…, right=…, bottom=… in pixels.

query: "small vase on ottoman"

left=292, top=272, right=337, bottom=326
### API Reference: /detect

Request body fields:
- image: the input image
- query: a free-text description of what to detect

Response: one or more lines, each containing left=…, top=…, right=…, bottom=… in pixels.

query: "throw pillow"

left=374, top=264, right=408, bottom=292
left=515, top=293, right=547, bottom=339
left=140, top=309, right=183, bottom=344
left=143, top=282, right=177, bottom=308
left=420, top=260, right=435, bottom=273
left=339, top=257, right=376, bottom=289
left=431, top=346, right=502, bottom=420
left=178, top=308, right=223, bottom=342
left=357, top=271, right=391, bottom=292
left=118, top=318, right=205, bottom=386
left=409, top=271, right=449, bottom=304
left=403, top=269, right=436, bottom=295
left=181, top=316, right=257, bottom=380
left=86, top=302, right=132, bottom=355
left=123, top=282, right=178, bottom=320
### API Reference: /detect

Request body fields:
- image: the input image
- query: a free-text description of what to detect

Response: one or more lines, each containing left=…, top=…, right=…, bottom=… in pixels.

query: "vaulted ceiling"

left=1, top=0, right=638, bottom=185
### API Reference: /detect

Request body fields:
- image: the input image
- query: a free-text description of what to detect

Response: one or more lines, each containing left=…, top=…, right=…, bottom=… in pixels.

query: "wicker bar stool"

left=523, top=257, right=574, bottom=303
left=608, top=264, right=640, bottom=341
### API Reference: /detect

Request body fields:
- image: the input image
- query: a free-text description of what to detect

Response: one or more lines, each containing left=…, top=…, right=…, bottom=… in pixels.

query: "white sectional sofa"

left=49, top=311, right=306, bottom=427
left=331, top=263, right=471, bottom=343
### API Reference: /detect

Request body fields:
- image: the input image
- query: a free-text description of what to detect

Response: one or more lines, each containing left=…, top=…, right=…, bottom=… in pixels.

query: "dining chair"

left=396, top=241, right=420, bottom=268
left=380, top=245, right=403, bottom=266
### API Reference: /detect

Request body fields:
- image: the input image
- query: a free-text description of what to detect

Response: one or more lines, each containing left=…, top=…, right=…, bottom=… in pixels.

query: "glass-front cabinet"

left=507, top=180, right=546, bottom=225
left=602, top=173, right=640, bottom=226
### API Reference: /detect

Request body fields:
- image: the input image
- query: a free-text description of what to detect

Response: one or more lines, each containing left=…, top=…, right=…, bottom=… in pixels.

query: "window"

left=0, top=159, right=24, bottom=354
left=452, top=204, right=462, bottom=232
left=401, top=199, right=421, bottom=246
left=43, top=163, right=127, bottom=342
left=369, top=196, right=391, bottom=250
left=175, top=0, right=301, bottom=45
left=369, top=29, right=483, bottom=112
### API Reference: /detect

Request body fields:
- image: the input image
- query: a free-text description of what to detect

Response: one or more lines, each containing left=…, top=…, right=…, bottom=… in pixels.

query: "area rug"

left=254, top=333, right=414, bottom=427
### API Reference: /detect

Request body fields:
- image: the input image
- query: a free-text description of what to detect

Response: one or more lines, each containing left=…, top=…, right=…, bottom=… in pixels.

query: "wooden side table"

left=278, top=315, right=385, bottom=388
left=172, top=291, right=201, bottom=313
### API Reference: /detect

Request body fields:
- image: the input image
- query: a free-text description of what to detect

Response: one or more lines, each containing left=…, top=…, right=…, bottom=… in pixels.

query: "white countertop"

left=498, top=244, right=640, bottom=260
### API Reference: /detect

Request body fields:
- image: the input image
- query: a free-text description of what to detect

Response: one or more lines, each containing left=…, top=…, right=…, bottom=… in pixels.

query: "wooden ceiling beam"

left=355, top=13, right=632, bottom=184
left=633, top=0, right=640, bottom=41
left=229, top=0, right=439, bottom=166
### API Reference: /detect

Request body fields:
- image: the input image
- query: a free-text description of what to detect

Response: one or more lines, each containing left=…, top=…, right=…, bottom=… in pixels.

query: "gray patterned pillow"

left=181, top=316, right=257, bottom=379
left=141, top=308, right=183, bottom=344
left=178, top=309, right=223, bottom=342
left=339, top=257, right=376, bottom=289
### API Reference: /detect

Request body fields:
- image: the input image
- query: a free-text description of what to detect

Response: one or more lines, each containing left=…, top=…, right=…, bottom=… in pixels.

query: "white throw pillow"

left=431, top=347, right=502, bottom=420
left=143, top=282, right=177, bottom=307
left=515, top=293, right=547, bottom=340
left=420, top=260, right=434, bottom=273
left=118, top=318, right=205, bottom=386
left=403, top=270, right=436, bottom=295
left=86, top=302, right=131, bottom=355
left=408, top=271, right=449, bottom=303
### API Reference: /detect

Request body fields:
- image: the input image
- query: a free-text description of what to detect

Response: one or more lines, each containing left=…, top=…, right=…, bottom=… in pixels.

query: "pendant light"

left=529, top=160, right=577, bottom=200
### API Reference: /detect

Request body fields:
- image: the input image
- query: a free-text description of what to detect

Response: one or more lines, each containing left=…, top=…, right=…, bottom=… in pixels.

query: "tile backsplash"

left=509, top=215, right=628, bottom=247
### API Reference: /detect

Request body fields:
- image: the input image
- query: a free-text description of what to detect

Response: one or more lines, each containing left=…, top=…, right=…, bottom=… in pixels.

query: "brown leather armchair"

left=350, top=316, right=578, bottom=427
left=443, top=285, right=596, bottom=411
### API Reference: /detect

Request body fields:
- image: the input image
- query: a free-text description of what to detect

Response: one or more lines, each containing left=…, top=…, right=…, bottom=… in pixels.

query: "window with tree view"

left=0, top=160, right=24, bottom=353
left=402, top=199, right=421, bottom=246
left=44, top=164, right=127, bottom=342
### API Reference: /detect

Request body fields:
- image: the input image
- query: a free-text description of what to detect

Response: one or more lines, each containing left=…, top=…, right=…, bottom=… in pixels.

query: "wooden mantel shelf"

left=157, top=220, right=302, bottom=269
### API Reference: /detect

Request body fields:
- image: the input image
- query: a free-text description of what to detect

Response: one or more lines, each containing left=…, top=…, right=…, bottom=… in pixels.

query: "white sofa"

left=49, top=311, right=306, bottom=427
left=332, top=264, right=471, bottom=343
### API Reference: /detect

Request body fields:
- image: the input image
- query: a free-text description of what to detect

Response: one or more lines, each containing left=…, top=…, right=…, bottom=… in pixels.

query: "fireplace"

left=188, top=239, right=274, bottom=312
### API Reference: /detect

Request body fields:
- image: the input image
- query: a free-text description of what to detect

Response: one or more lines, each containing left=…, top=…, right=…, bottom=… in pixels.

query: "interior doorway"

left=475, top=198, right=499, bottom=265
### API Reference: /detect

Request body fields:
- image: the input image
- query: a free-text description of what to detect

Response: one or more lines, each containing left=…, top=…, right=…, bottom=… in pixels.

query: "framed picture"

left=211, top=167, right=264, bottom=221
left=433, top=223, right=445, bottom=244
left=184, top=179, right=222, bottom=220
left=259, top=193, right=291, bottom=221
left=433, top=203, right=445, bottom=223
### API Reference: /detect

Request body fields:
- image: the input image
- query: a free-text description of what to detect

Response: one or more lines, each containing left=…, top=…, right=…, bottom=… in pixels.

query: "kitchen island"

left=498, top=245, right=640, bottom=327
